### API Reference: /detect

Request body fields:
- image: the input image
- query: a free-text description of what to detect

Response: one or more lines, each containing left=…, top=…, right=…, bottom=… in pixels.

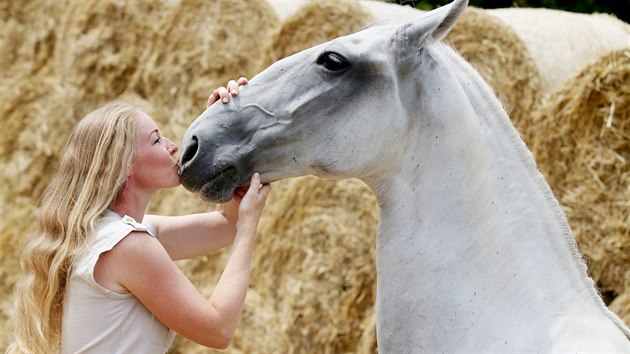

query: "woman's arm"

left=145, top=184, right=245, bottom=260
left=144, top=211, right=235, bottom=260
left=98, top=174, right=270, bottom=349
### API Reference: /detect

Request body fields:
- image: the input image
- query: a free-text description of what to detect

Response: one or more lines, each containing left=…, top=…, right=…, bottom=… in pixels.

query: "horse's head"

left=179, top=0, right=468, bottom=203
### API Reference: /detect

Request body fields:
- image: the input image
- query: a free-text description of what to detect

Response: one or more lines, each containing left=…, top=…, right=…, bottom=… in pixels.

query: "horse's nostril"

left=181, top=136, right=199, bottom=167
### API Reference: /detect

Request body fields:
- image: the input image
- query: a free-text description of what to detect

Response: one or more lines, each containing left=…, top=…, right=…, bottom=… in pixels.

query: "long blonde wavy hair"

left=8, top=103, right=140, bottom=353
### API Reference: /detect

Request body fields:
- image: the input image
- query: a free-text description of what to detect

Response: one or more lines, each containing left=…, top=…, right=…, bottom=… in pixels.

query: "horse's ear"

left=393, top=0, right=468, bottom=54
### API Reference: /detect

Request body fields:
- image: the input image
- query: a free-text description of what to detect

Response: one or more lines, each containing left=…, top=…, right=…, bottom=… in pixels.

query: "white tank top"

left=61, top=209, right=176, bottom=353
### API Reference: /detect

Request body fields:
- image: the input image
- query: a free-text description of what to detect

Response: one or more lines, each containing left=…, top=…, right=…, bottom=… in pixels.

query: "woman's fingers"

left=227, top=80, right=238, bottom=96
left=247, top=173, right=271, bottom=200
left=207, top=89, right=220, bottom=108
left=248, top=173, right=261, bottom=191
left=207, top=78, right=249, bottom=107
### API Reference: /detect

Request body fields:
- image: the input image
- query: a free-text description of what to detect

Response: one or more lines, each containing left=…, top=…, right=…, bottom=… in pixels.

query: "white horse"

left=179, top=0, right=630, bottom=351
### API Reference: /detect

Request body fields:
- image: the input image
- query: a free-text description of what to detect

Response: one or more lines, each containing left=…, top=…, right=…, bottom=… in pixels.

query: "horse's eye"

left=316, top=51, right=350, bottom=72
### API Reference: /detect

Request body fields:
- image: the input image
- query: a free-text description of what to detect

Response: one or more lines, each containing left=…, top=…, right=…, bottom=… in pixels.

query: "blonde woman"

left=9, top=79, right=271, bottom=353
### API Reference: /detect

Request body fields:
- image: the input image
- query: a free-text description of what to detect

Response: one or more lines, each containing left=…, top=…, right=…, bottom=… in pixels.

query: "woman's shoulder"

left=99, top=209, right=157, bottom=237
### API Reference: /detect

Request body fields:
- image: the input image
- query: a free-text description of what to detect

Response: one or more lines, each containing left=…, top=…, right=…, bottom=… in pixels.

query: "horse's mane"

left=438, top=42, right=630, bottom=339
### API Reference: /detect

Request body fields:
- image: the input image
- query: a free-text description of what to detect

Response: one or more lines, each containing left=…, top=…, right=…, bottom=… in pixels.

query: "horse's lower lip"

left=197, top=166, right=239, bottom=201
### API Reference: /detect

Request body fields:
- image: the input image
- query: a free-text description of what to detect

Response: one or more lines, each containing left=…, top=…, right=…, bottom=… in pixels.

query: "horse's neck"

left=369, top=45, right=628, bottom=351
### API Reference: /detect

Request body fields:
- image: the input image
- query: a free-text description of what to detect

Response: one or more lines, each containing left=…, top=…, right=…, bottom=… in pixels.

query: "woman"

left=8, top=79, right=270, bottom=353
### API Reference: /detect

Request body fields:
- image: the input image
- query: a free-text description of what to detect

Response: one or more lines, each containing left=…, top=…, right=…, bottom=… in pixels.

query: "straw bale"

left=530, top=49, right=630, bottom=319
left=0, top=0, right=65, bottom=79
left=359, top=0, right=424, bottom=22
left=266, top=0, right=422, bottom=24
left=50, top=0, right=165, bottom=116
left=128, top=0, right=278, bottom=131
left=266, top=0, right=311, bottom=21
left=0, top=74, right=78, bottom=349
left=447, top=7, right=542, bottom=139
left=610, top=290, right=630, bottom=325
left=246, top=177, right=377, bottom=353
left=487, top=8, right=630, bottom=96
left=264, top=0, right=374, bottom=65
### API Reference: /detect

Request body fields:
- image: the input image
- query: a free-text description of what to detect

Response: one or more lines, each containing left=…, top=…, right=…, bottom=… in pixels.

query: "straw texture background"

left=530, top=49, right=630, bottom=324
left=1, top=0, right=628, bottom=352
left=487, top=8, right=630, bottom=95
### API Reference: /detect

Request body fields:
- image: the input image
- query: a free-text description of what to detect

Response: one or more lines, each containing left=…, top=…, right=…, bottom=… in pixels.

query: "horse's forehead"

left=338, top=24, right=396, bottom=49
left=268, top=24, right=398, bottom=76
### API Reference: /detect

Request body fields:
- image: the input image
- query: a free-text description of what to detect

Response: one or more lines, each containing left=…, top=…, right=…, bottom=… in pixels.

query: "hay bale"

left=129, top=0, right=278, bottom=132
left=610, top=291, right=630, bottom=325
left=268, top=0, right=423, bottom=25
left=50, top=0, right=165, bottom=116
left=447, top=7, right=542, bottom=139
left=264, top=0, right=374, bottom=65
left=246, top=177, right=378, bottom=353
left=487, top=8, right=630, bottom=95
left=0, top=0, right=65, bottom=79
left=530, top=49, right=630, bottom=320
left=359, top=1, right=425, bottom=22
left=0, top=74, right=78, bottom=349
left=266, top=0, right=311, bottom=21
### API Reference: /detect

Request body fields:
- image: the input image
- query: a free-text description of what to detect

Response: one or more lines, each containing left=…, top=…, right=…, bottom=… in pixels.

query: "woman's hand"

left=236, top=173, right=271, bottom=234
left=207, top=77, right=248, bottom=107
left=216, top=185, right=248, bottom=226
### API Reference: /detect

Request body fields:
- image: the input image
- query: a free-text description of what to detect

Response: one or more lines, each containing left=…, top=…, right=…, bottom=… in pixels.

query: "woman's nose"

left=167, top=138, right=178, bottom=154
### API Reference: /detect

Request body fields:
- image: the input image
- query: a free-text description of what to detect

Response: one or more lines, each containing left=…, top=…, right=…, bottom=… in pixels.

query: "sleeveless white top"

left=60, top=210, right=176, bottom=353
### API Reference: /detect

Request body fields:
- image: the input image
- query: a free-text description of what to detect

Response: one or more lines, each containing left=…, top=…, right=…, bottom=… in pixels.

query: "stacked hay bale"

left=0, top=1, right=69, bottom=80
left=264, top=0, right=373, bottom=64
left=487, top=8, right=630, bottom=96
left=248, top=177, right=378, bottom=354
left=51, top=0, right=163, bottom=116
left=266, top=0, right=311, bottom=21
left=530, top=49, right=630, bottom=323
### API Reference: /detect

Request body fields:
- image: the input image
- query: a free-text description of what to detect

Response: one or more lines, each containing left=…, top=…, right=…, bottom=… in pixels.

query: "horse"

left=178, top=0, right=630, bottom=351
